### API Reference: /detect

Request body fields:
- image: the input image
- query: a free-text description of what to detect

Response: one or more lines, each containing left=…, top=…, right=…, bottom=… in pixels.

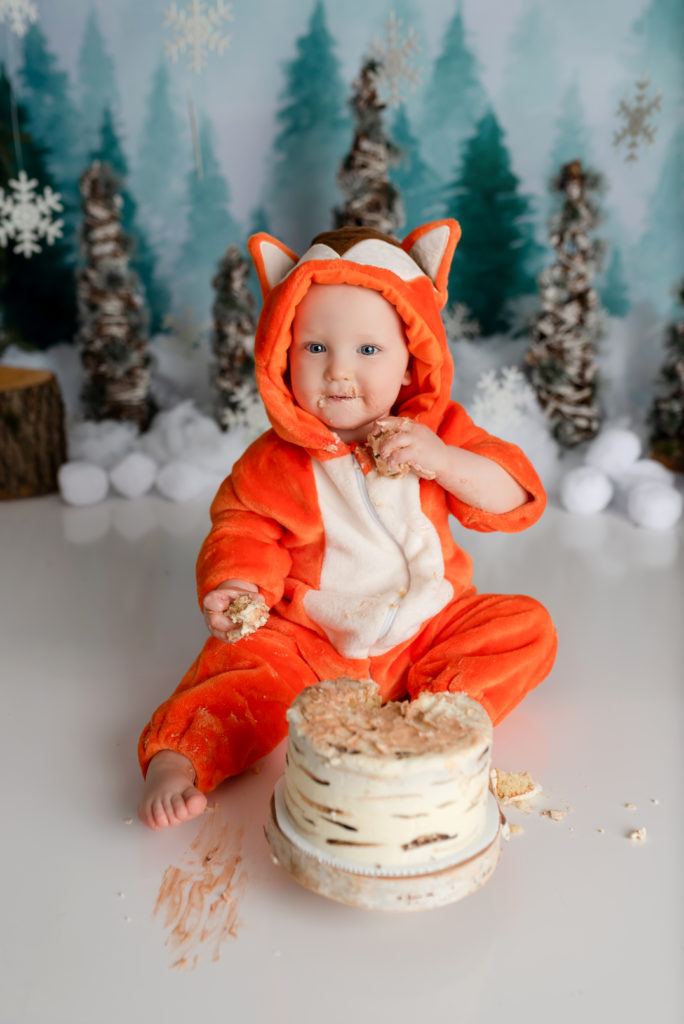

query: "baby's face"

left=289, top=284, right=411, bottom=444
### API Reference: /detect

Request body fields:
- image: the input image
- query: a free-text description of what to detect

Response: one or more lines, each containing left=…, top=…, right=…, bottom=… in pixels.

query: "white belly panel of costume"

left=304, top=455, right=453, bottom=659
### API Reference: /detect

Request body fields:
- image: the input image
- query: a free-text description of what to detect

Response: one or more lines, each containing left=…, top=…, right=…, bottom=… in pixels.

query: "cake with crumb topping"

left=283, top=678, right=493, bottom=868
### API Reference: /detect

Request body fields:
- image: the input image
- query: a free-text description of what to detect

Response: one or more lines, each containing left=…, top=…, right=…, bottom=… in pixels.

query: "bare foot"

left=138, top=750, right=208, bottom=830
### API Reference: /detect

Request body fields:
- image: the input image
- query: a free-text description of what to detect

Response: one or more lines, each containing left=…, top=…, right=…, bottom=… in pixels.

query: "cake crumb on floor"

left=541, top=808, right=568, bottom=822
left=491, top=769, right=541, bottom=805
left=628, top=827, right=647, bottom=842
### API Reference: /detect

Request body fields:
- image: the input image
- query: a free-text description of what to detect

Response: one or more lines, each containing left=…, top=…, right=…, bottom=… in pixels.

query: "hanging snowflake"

left=613, top=77, right=662, bottom=162
left=0, top=0, right=38, bottom=37
left=471, top=367, right=538, bottom=428
left=442, top=302, right=480, bottom=344
left=0, top=170, right=64, bottom=258
left=370, top=9, right=420, bottom=109
left=163, top=0, right=233, bottom=74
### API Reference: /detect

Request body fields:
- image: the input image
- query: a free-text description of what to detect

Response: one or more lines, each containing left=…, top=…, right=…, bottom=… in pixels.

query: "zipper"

left=351, top=456, right=409, bottom=640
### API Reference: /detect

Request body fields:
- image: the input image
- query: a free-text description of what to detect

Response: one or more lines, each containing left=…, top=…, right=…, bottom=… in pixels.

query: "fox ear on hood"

left=402, top=220, right=461, bottom=309
left=248, top=232, right=299, bottom=300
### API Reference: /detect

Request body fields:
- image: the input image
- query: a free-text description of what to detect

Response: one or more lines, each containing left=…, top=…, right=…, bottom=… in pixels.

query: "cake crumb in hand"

left=225, top=595, right=269, bottom=642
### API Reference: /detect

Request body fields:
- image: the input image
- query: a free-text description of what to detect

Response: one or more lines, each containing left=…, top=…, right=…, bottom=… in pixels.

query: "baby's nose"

left=325, top=357, right=352, bottom=381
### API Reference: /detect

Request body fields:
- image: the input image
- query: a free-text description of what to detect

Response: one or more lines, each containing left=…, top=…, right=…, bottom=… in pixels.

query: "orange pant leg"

left=373, top=591, right=557, bottom=725
left=138, top=625, right=322, bottom=792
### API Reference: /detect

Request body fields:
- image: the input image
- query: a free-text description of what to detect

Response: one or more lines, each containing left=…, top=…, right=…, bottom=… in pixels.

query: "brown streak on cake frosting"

left=284, top=678, right=493, bottom=868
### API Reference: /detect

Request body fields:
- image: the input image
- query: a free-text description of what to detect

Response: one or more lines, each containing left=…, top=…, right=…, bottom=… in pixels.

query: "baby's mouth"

left=318, top=391, right=359, bottom=405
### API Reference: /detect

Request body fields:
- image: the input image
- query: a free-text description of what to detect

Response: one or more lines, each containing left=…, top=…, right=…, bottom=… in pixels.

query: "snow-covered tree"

left=210, top=244, right=258, bottom=431
left=335, top=57, right=402, bottom=235
left=77, top=161, right=154, bottom=430
left=265, top=1, right=349, bottom=251
left=91, top=106, right=169, bottom=334
left=649, top=280, right=684, bottom=471
left=444, top=107, right=541, bottom=335
left=18, top=22, right=84, bottom=247
left=526, top=160, right=606, bottom=447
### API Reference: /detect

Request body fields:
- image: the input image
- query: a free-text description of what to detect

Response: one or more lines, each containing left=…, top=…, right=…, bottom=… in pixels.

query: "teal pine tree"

left=420, top=3, right=487, bottom=177
left=18, top=23, right=84, bottom=250
left=649, top=280, right=684, bottom=471
left=629, top=0, right=684, bottom=104
left=176, top=117, right=241, bottom=322
left=266, top=1, right=349, bottom=251
left=549, top=81, right=592, bottom=174
left=0, top=69, right=76, bottom=350
left=246, top=204, right=271, bottom=308
left=444, top=108, right=541, bottom=335
left=600, top=245, right=630, bottom=317
left=134, top=61, right=186, bottom=262
left=77, top=7, right=120, bottom=154
left=635, top=124, right=684, bottom=316
left=389, top=104, right=442, bottom=230
left=91, top=107, right=169, bottom=334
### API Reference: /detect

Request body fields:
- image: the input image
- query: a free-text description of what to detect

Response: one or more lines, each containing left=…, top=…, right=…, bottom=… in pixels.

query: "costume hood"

left=247, top=221, right=461, bottom=461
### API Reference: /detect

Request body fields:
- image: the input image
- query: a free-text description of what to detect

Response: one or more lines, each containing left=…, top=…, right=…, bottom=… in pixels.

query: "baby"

left=138, top=222, right=557, bottom=829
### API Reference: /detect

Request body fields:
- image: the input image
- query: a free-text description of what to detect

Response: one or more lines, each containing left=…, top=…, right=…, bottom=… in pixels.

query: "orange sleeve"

left=195, top=432, right=308, bottom=609
left=438, top=402, right=546, bottom=534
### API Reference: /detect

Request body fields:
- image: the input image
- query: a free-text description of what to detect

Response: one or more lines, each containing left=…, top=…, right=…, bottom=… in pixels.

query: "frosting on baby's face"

left=288, top=283, right=412, bottom=444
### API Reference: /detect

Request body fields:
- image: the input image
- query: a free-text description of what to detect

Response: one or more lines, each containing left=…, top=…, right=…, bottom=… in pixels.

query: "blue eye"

left=359, top=344, right=378, bottom=356
left=306, top=343, right=326, bottom=354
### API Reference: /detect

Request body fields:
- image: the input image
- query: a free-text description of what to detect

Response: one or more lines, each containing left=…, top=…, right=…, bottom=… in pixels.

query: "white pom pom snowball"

left=156, top=461, right=209, bottom=502
left=58, top=461, right=109, bottom=506
left=559, top=466, right=614, bottom=514
left=109, top=451, right=158, bottom=499
left=584, top=428, right=641, bottom=477
left=626, top=483, right=683, bottom=530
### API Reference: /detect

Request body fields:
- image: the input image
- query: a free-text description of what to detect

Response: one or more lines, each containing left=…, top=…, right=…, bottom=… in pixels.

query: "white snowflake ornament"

left=0, top=0, right=38, bottom=37
left=0, top=170, right=64, bottom=258
left=370, top=9, right=420, bottom=109
left=613, top=77, right=662, bottom=162
left=163, top=0, right=232, bottom=75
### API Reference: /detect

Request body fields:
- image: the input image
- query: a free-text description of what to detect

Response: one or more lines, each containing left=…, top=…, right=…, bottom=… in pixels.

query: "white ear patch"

left=342, top=239, right=424, bottom=280
left=259, top=241, right=299, bottom=291
left=405, top=224, right=452, bottom=285
left=292, top=243, right=340, bottom=269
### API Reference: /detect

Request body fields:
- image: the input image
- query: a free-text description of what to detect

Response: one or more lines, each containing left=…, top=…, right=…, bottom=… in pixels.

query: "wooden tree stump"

left=0, top=367, right=67, bottom=499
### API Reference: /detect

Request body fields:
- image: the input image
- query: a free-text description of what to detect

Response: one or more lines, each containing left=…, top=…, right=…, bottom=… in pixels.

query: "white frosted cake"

left=283, top=678, right=493, bottom=869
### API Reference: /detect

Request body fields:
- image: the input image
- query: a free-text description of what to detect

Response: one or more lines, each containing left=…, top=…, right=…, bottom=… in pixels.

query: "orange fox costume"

left=139, top=221, right=557, bottom=793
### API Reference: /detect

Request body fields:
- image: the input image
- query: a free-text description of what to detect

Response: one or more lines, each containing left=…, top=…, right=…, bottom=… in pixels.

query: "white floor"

left=1, top=489, right=683, bottom=1024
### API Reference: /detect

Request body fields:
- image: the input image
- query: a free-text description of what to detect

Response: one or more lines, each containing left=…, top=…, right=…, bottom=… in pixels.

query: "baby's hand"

left=203, top=579, right=266, bottom=642
left=368, top=418, right=446, bottom=481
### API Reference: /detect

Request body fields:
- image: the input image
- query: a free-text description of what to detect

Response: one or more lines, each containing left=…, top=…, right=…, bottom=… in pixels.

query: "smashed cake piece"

left=225, top=595, right=269, bottom=642
left=366, top=423, right=410, bottom=478
left=491, top=769, right=542, bottom=805
left=366, top=422, right=437, bottom=480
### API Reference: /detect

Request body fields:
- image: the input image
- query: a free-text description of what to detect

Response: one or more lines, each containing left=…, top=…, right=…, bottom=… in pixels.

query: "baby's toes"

left=183, top=787, right=207, bottom=819
left=150, top=798, right=171, bottom=830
